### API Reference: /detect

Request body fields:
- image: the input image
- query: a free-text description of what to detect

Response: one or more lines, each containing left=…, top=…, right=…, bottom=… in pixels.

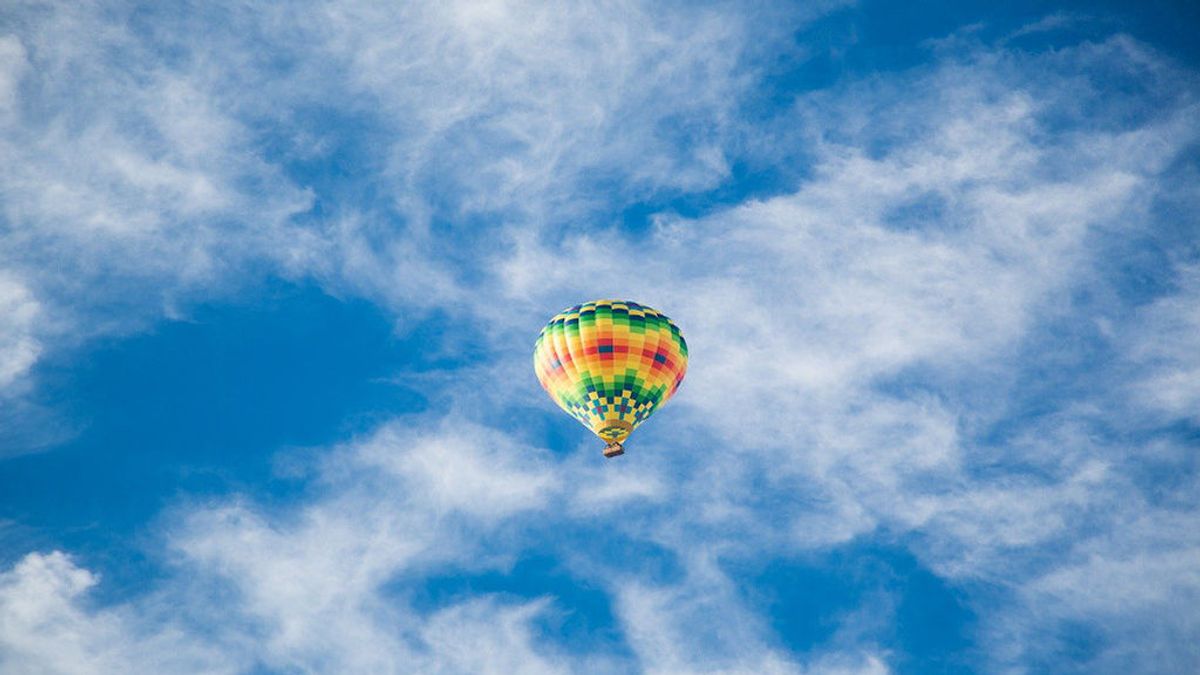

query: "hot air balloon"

left=533, top=300, right=688, bottom=458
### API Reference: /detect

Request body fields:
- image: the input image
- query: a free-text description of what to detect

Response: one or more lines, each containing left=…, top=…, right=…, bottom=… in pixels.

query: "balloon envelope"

left=533, top=300, right=688, bottom=449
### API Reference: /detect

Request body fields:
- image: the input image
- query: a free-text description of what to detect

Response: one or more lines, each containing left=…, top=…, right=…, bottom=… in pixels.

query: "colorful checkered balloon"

left=533, top=300, right=688, bottom=456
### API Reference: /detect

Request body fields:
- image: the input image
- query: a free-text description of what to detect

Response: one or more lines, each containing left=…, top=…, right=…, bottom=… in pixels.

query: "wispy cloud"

left=479, top=32, right=1200, bottom=670
left=1, top=1, right=1198, bottom=672
left=0, top=551, right=237, bottom=674
left=1124, top=265, right=1200, bottom=423
left=0, top=273, right=39, bottom=390
left=0, top=0, right=835, bottom=406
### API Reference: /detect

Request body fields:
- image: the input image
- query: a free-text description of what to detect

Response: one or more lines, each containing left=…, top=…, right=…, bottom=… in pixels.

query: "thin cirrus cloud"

left=1, top=1, right=1199, bottom=674
left=0, top=0, right=772, bottom=456
left=476, top=33, right=1199, bottom=671
left=0, top=0, right=824, bottom=402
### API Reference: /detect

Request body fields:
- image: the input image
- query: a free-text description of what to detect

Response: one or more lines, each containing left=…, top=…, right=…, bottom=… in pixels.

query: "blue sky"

left=1, top=1, right=1198, bottom=673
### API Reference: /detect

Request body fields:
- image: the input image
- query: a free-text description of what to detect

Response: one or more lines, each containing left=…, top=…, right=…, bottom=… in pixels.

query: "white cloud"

left=480, top=34, right=1200, bottom=670
left=0, top=551, right=236, bottom=675
left=1124, top=265, right=1200, bottom=423
left=614, top=559, right=891, bottom=675
left=614, top=569, right=798, bottom=675
left=0, top=413, right=889, bottom=673
left=0, top=35, right=27, bottom=113
left=167, top=419, right=569, bottom=673
left=0, top=273, right=40, bottom=389
left=349, top=418, right=557, bottom=520
left=419, top=598, right=571, bottom=675
left=0, top=1, right=1198, bottom=672
left=0, top=0, right=843, bottom=406
left=0, top=5, right=317, bottom=406
left=996, top=502, right=1200, bottom=672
